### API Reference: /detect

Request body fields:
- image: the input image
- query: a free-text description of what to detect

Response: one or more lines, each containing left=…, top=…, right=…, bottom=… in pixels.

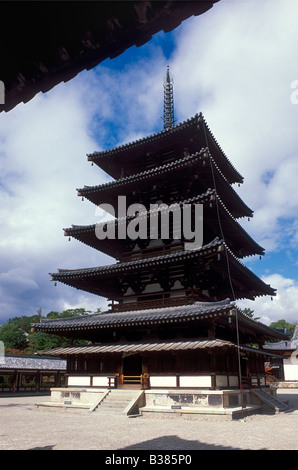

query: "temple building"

left=33, top=69, right=287, bottom=414
left=264, top=322, right=298, bottom=383
left=0, top=355, right=66, bottom=394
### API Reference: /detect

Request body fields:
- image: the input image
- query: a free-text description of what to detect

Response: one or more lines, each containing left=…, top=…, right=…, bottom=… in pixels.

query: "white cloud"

left=0, top=54, right=169, bottom=322
left=238, top=273, right=298, bottom=325
left=0, top=267, right=38, bottom=293
left=0, top=76, right=111, bottom=322
left=170, top=0, right=298, bottom=253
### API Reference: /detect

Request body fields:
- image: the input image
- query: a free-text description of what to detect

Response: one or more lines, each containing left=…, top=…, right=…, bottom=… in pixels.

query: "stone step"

left=252, top=390, right=293, bottom=413
left=98, top=405, right=128, bottom=411
left=94, top=390, right=143, bottom=415
left=98, top=400, right=133, bottom=407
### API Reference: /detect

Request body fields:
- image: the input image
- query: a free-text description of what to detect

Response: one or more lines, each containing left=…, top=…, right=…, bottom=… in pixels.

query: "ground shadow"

left=121, top=435, right=261, bottom=451
left=0, top=403, right=25, bottom=408
left=27, top=445, right=55, bottom=450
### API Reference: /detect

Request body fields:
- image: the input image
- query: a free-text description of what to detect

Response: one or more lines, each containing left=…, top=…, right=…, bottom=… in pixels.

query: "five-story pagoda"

left=33, top=68, right=286, bottom=393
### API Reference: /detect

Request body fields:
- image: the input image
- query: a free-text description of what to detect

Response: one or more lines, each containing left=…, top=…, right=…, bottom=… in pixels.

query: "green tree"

left=27, top=330, right=69, bottom=353
left=269, top=319, right=295, bottom=337
left=46, top=308, right=91, bottom=319
left=0, top=321, right=28, bottom=351
left=0, top=307, right=98, bottom=354
left=242, top=308, right=260, bottom=321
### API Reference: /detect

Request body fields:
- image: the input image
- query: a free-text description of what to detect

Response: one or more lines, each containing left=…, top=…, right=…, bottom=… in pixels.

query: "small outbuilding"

left=264, top=322, right=298, bottom=383
left=0, top=355, right=66, bottom=394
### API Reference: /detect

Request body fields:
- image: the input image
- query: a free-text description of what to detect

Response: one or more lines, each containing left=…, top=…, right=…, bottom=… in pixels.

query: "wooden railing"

left=123, top=375, right=141, bottom=384
left=107, top=375, right=118, bottom=388
left=119, top=374, right=150, bottom=389
left=110, top=290, right=194, bottom=312
left=119, top=242, right=184, bottom=263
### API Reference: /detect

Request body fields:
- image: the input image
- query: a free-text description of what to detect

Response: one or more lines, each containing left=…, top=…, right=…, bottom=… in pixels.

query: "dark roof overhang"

left=65, top=188, right=264, bottom=259
left=0, top=1, right=220, bottom=113
left=89, top=114, right=243, bottom=184
left=49, top=238, right=275, bottom=300
left=32, top=299, right=237, bottom=334
left=32, top=299, right=286, bottom=344
left=36, top=338, right=284, bottom=358
left=78, top=149, right=253, bottom=219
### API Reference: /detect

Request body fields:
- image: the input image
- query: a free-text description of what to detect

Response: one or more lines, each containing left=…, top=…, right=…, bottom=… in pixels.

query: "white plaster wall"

left=284, top=364, right=298, bottom=381
left=179, top=375, right=212, bottom=388
left=92, top=376, right=109, bottom=387
left=68, top=376, right=91, bottom=386
left=149, top=376, right=177, bottom=387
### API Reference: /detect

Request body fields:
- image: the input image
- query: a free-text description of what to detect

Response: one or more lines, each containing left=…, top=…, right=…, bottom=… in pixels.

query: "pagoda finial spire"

left=162, top=65, right=175, bottom=130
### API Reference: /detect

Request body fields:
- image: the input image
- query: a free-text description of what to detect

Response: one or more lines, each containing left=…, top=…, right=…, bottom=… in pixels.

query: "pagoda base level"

left=139, top=405, right=262, bottom=421
left=36, top=387, right=281, bottom=419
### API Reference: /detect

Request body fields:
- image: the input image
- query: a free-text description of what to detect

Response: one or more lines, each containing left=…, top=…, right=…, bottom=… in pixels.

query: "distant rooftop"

left=264, top=322, right=298, bottom=351
left=0, top=355, right=66, bottom=371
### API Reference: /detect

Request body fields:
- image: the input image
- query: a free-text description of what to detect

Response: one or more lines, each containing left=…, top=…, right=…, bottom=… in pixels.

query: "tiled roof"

left=49, top=238, right=275, bottom=300
left=0, top=355, right=66, bottom=370
left=35, top=338, right=244, bottom=356
left=52, top=238, right=224, bottom=278
left=65, top=188, right=264, bottom=259
left=78, top=149, right=252, bottom=219
left=264, top=322, right=298, bottom=351
left=197, top=113, right=243, bottom=184
left=80, top=148, right=209, bottom=194
left=33, top=299, right=235, bottom=332
left=38, top=338, right=284, bottom=359
left=88, top=113, right=243, bottom=184
left=32, top=299, right=286, bottom=342
left=88, top=115, right=201, bottom=160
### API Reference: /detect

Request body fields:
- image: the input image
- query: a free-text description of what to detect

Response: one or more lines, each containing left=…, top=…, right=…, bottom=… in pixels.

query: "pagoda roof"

left=65, top=189, right=264, bottom=259
left=88, top=114, right=243, bottom=185
left=79, top=149, right=253, bottom=219
left=32, top=299, right=287, bottom=343
left=37, top=338, right=283, bottom=359
left=50, top=238, right=275, bottom=301
left=34, top=299, right=234, bottom=333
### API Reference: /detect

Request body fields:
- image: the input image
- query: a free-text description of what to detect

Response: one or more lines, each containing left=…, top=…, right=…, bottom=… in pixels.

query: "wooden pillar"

left=12, top=370, right=18, bottom=393
left=36, top=371, right=40, bottom=392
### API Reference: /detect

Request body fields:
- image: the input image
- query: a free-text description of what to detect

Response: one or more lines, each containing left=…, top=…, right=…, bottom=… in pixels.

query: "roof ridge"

left=198, top=112, right=243, bottom=182
left=78, top=147, right=209, bottom=194
left=87, top=114, right=199, bottom=160
left=53, top=238, right=224, bottom=277
left=65, top=188, right=216, bottom=232
left=292, top=321, right=298, bottom=340
left=32, top=299, right=233, bottom=326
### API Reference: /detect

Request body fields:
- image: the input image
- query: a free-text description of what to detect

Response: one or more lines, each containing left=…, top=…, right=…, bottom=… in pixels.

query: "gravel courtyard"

left=1, top=391, right=298, bottom=451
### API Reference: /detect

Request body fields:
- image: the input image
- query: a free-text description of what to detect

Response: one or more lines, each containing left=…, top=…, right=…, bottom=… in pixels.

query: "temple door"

left=122, top=354, right=143, bottom=386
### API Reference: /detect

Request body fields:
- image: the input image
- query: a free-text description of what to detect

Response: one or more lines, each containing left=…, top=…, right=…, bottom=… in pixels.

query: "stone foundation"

left=37, top=387, right=107, bottom=411
left=37, top=387, right=276, bottom=418
left=144, top=389, right=249, bottom=408
left=270, top=381, right=298, bottom=389
left=139, top=389, right=263, bottom=418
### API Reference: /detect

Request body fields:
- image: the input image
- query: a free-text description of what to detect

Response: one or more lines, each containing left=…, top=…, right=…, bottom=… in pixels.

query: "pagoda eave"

left=88, top=114, right=243, bottom=184
left=78, top=150, right=253, bottom=219
left=65, top=188, right=264, bottom=259
left=50, top=239, right=275, bottom=302
left=32, top=300, right=287, bottom=343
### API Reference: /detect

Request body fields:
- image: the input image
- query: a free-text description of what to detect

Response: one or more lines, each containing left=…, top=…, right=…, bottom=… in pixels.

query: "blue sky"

left=0, top=0, right=298, bottom=325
